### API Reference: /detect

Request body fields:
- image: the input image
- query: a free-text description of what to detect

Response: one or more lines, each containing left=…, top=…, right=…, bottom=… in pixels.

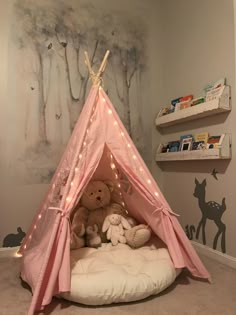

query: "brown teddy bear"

left=70, top=180, right=151, bottom=249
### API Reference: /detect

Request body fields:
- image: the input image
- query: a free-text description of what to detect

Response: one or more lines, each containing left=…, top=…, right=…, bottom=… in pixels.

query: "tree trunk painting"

left=37, top=52, right=48, bottom=143
left=4, top=0, right=148, bottom=184
left=122, top=59, right=132, bottom=137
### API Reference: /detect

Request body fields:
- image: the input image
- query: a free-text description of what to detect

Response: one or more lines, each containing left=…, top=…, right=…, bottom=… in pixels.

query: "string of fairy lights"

left=19, top=87, right=160, bottom=256
left=19, top=92, right=98, bottom=254
left=100, top=89, right=160, bottom=200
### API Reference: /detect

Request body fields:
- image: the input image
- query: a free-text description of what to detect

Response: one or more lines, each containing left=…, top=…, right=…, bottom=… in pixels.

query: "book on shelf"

left=192, top=141, right=205, bottom=150
left=195, top=132, right=209, bottom=143
left=207, top=134, right=225, bottom=149
left=168, top=141, right=180, bottom=152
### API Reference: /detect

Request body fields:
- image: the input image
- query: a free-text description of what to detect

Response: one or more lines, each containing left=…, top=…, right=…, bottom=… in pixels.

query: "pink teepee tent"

left=19, top=51, right=210, bottom=315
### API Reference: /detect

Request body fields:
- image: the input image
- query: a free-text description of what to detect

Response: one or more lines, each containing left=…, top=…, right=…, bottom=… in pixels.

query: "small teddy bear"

left=70, top=206, right=88, bottom=250
left=102, top=214, right=131, bottom=246
left=70, top=223, right=85, bottom=250
left=85, top=224, right=102, bottom=248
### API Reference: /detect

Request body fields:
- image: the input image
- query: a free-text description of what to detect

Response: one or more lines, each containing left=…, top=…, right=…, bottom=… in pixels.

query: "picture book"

left=171, top=97, right=182, bottom=107
left=180, top=100, right=191, bottom=110
left=207, top=134, right=225, bottom=149
left=191, top=97, right=205, bottom=106
left=205, top=86, right=224, bottom=102
left=192, top=141, right=205, bottom=150
left=195, top=132, right=209, bottom=143
left=180, top=134, right=193, bottom=142
left=181, top=140, right=192, bottom=151
left=168, top=141, right=180, bottom=152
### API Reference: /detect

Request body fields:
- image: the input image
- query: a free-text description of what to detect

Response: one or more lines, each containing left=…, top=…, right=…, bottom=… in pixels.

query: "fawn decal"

left=185, top=225, right=196, bottom=240
left=193, top=178, right=226, bottom=253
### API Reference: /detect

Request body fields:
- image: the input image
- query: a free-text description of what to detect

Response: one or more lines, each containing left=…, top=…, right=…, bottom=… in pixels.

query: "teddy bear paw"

left=125, top=226, right=151, bottom=248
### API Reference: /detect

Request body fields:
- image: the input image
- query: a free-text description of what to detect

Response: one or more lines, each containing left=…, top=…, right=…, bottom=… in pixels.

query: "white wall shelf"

left=155, top=86, right=230, bottom=128
left=156, top=134, right=231, bottom=162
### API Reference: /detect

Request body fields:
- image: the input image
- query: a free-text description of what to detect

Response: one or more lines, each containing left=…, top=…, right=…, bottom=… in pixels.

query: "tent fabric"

left=20, top=63, right=210, bottom=315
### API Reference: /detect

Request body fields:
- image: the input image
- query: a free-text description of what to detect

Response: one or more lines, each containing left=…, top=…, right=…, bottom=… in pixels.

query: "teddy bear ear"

left=104, top=180, right=114, bottom=193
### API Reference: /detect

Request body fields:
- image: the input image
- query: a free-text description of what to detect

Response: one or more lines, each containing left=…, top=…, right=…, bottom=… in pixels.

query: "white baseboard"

left=191, top=241, right=236, bottom=269
left=0, top=246, right=20, bottom=258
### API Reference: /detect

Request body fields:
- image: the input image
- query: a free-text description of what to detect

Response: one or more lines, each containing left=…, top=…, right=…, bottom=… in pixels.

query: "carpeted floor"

left=0, top=251, right=236, bottom=315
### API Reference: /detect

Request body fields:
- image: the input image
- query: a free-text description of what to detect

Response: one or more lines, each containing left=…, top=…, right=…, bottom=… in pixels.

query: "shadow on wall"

left=158, top=160, right=230, bottom=174
left=158, top=112, right=230, bottom=137
left=2, top=227, right=26, bottom=247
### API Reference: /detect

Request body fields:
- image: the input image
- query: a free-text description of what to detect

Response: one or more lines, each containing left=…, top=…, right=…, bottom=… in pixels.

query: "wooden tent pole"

left=97, top=50, right=110, bottom=77
left=84, top=50, right=110, bottom=85
left=84, top=51, right=94, bottom=77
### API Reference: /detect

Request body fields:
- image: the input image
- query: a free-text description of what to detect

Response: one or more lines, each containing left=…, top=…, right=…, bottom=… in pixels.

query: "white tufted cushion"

left=61, top=243, right=178, bottom=305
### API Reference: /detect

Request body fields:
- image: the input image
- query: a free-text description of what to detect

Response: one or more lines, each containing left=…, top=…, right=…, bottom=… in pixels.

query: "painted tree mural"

left=5, top=0, right=148, bottom=184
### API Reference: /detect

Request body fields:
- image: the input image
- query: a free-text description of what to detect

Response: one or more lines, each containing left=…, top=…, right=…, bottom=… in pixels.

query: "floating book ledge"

left=156, top=134, right=231, bottom=161
left=155, top=86, right=231, bottom=128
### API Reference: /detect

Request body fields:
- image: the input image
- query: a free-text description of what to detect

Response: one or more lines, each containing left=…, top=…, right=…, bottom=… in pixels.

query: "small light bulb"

left=114, top=121, right=118, bottom=126
left=108, top=109, right=112, bottom=114
left=83, top=141, right=86, bottom=146
left=119, top=192, right=122, bottom=196
left=147, top=179, right=151, bottom=184
left=29, top=235, right=32, bottom=239
left=115, top=174, right=118, bottom=179
left=139, top=167, right=143, bottom=172
left=127, top=143, right=131, bottom=148
left=66, top=196, right=71, bottom=202
left=86, top=129, right=89, bottom=134
left=90, top=118, right=93, bottom=123
left=121, top=202, right=125, bottom=207
left=34, top=225, right=37, bottom=230
left=133, top=155, right=137, bottom=160
left=102, top=97, right=106, bottom=102
left=71, top=182, right=74, bottom=186
left=24, top=245, right=27, bottom=249
left=155, top=192, right=159, bottom=197
left=79, top=154, right=82, bottom=159
left=117, top=183, right=121, bottom=188
left=121, top=132, right=124, bottom=137
left=38, top=214, right=42, bottom=219
left=110, top=154, right=113, bottom=159
left=75, top=167, right=78, bottom=172
left=111, top=163, right=116, bottom=169
left=15, top=251, right=22, bottom=257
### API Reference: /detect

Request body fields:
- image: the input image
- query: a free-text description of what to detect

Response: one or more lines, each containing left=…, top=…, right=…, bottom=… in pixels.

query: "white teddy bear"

left=102, top=214, right=131, bottom=246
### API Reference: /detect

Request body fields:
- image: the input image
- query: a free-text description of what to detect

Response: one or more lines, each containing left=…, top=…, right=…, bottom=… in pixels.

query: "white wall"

left=155, top=0, right=236, bottom=256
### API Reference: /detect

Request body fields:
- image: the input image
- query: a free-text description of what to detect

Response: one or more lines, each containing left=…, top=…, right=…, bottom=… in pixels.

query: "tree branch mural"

left=8, top=0, right=147, bottom=184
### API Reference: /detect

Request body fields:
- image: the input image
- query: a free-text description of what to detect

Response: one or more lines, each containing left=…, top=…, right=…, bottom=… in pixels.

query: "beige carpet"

left=0, top=252, right=236, bottom=315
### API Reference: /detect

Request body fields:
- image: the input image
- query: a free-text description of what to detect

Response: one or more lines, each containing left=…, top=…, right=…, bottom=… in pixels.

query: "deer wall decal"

left=193, top=178, right=226, bottom=253
left=185, top=225, right=196, bottom=240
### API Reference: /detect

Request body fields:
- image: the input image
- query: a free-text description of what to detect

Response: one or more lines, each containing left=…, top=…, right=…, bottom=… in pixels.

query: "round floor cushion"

left=61, top=243, right=178, bottom=305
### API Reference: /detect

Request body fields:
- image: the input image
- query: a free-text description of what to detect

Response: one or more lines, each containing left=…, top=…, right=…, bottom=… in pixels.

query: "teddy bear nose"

left=96, top=196, right=101, bottom=201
